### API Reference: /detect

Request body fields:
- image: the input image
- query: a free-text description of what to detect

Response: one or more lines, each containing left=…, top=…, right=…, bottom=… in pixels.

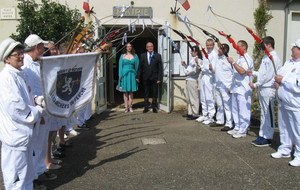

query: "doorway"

left=105, top=26, right=159, bottom=108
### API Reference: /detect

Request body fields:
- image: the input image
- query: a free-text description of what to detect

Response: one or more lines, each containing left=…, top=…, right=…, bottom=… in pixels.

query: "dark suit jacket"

left=137, top=52, right=163, bottom=81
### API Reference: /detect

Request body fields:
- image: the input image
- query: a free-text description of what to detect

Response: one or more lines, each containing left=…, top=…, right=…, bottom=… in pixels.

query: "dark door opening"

left=105, top=26, right=159, bottom=106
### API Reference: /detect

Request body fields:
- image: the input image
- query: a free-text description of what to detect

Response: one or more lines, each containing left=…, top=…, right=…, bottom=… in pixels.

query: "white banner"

left=40, top=52, right=100, bottom=118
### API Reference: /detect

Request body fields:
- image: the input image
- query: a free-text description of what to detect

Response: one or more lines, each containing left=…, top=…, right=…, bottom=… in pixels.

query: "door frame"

left=95, top=26, right=107, bottom=114
left=158, top=26, right=171, bottom=113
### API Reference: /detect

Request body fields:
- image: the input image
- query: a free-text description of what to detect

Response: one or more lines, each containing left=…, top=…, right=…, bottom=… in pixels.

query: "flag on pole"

left=178, top=0, right=190, bottom=11
left=83, top=0, right=90, bottom=13
left=40, top=52, right=100, bottom=118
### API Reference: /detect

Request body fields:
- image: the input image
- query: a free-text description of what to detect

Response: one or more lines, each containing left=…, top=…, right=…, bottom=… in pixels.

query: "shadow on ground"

left=44, top=110, right=156, bottom=189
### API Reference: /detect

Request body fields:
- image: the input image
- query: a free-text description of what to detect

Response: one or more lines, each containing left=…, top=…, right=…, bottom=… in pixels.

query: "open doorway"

left=105, top=26, right=159, bottom=108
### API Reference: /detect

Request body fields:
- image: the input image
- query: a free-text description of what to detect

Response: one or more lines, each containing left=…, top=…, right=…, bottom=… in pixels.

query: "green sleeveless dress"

left=118, top=54, right=139, bottom=92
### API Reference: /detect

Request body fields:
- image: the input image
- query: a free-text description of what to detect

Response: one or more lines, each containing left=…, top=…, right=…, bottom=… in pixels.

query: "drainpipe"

left=283, top=0, right=294, bottom=61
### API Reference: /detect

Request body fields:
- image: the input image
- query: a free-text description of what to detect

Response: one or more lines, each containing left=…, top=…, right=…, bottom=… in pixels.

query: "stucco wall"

left=0, top=0, right=260, bottom=55
left=266, top=0, right=300, bottom=63
left=1, top=0, right=299, bottom=110
left=172, top=79, right=187, bottom=110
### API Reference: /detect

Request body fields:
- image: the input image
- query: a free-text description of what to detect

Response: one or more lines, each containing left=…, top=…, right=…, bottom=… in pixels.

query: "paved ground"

left=1, top=108, right=300, bottom=190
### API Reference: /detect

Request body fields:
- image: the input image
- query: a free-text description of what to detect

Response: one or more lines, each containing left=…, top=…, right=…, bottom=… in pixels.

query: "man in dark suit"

left=137, top=42, right=163, bottom=113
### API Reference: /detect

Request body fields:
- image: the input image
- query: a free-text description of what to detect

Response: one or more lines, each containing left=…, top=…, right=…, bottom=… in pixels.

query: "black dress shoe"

left=143, top=108, right=149, bottom=113
left=221, top=126, right=231, bottom=131
left=182, top=114, right=192, bottom=118
left=56, top=146, right=65, bottom=152
left=53, top=151, right=65, bottom=158
left=186, top=116, right=198, bottom=120
left=210, top=123, right=224, bottom=127
left=152, top=107, right=158, bottom=113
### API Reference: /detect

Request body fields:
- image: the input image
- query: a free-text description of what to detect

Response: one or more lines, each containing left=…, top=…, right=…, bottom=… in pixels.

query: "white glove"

left=41, top=99, right=46, bottom=108
left=35, top=96, right=44, bottom=105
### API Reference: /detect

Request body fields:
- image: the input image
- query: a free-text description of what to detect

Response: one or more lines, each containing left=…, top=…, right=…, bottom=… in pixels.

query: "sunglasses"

left=10, top=51, right=24, bottom=57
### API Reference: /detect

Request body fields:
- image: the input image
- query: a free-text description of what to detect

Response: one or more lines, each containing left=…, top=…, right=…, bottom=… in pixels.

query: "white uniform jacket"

left=22, top=54, right=43, bottom=97
left=231, top=53, right=254, bottom=95
left=200, top=50, right=218, bottom=77
left=253, top=50, right=281, bottom=88
left=0, top=64, right=42, bottom=151
left=183, top=56, right=201, bottom=81
left=215, top=55, right=233, bottom=90
left=277, top=58, right=300, bottom=111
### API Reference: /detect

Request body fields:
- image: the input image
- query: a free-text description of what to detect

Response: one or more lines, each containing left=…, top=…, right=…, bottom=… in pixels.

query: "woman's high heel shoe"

left=129, top=105, right=133, bottom=112
left=124, top=105, right=129, bottom=113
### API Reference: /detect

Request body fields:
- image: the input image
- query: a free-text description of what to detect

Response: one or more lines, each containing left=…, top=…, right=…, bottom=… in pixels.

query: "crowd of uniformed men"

left=0, top=34, right=93, bottom=190
left=182, top=37, right=300, bottom=166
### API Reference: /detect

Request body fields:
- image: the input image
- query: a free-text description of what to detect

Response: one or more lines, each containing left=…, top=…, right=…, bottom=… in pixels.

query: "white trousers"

left=32, top=117, right=50, bottom=179
left=49, top=116, right=61, bottom=131
left=66, top=115, right=76, bottom=131
left=258, top=87, right=275, bottom=139
left=200, top=75, right=215, bottom=117
left=77, top=103, right=92, bottom=126
left=1, top=144, right=34, bottom=190
left=186, top=80, right=199, bottom=116
left=231, top=92, right=251, bottom=134
left=215, top=88, right=232, bottom=127
left=277, top=106, right=300, bottom=159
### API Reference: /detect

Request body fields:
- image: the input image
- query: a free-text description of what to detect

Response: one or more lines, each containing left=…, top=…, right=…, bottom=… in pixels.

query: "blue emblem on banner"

left=56, top=68, right=82, bottom=101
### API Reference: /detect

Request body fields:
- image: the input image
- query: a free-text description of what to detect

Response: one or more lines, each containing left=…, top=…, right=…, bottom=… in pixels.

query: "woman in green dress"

left=118, top=43, right=140, bottom=112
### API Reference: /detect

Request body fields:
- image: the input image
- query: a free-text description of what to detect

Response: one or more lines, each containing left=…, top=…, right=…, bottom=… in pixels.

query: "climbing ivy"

left=252, top=0, right=273, bottom=70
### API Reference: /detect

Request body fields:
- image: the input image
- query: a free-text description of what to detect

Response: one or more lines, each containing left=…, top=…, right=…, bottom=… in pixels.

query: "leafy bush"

left=11, top=0, right=80, bottom=45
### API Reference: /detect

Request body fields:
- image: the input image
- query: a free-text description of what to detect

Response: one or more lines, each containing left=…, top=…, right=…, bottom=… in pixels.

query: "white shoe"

left=289, top=158, right=300, bottom=167
left=232, top=132, right=246, bottom=139
left=203, top=118, right=214, bottom=125
left=196, top=116, right=207, bottom=122
left=58, top=133, right=68, bottom=139
left=271, top=152, right=291, bottom=159
left=66, top=129, right=79, bottom=136
left=227, top=129, right=238, bottom=135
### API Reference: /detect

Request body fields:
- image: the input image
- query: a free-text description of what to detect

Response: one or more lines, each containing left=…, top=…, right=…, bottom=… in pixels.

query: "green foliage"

left=252, top=0, right=273, bottom=70
left=10, top=0, right=81, bottom=45
left=251, top=101, right=261, bottom=120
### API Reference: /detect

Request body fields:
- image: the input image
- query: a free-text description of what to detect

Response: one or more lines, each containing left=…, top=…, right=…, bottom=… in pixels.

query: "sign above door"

left=113, top=7, right=153, bottom=19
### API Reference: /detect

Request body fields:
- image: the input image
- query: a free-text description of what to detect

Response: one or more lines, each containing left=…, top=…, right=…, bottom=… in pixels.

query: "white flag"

left=40, top=52, right=100, bottom=118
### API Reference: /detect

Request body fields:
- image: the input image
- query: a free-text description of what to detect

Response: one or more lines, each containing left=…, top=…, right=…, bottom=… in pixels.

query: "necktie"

left=149, top=52, right=152, bottom=65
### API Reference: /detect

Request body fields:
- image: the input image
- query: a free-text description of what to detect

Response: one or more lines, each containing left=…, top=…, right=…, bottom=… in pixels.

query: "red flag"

left=178, top=0, right=190, bottom=11
left=83, top=0, right=90, bottom=13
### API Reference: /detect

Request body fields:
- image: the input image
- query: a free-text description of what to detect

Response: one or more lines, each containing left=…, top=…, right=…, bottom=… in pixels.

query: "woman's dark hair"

left=122, top=43, right=135, bottom=54
left=192, top=46, right=203, bottom=60
left=220, top=43, right=230, bottom=54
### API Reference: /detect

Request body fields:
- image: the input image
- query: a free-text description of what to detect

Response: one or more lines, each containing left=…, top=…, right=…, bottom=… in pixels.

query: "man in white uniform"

left=196, top=39, right=218, bottom=125
left=227, top=40, right=254, bottom=138
left=247, top=36, right=281, bottom=146
left=212, top=44, right=234, bottom=131
left=271, top=39, right=300, bottom=167
left=0, top=38, right=43, bottom=190
left=22, top=34, right=56, bottom=189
